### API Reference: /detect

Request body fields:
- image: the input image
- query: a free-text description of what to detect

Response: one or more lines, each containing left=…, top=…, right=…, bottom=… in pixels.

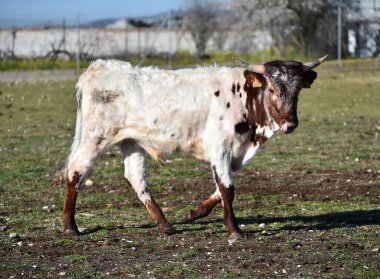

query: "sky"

left=0, top=0, right=182, bottom=27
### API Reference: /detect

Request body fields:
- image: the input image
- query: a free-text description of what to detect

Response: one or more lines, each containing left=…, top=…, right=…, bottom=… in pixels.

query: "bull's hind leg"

left=120, top=140, right=175, bottom=235
left=63, top=141, right=104, bottom=235
left=184, top=188, right=221, bottom=222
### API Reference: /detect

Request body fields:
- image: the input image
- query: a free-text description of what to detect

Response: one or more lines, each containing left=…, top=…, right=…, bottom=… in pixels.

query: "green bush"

left=0, top=59, right=90, bottom=71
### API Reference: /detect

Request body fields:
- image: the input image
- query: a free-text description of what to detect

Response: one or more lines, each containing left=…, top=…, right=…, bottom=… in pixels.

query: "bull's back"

left=76, top=60, right=214, bottom=154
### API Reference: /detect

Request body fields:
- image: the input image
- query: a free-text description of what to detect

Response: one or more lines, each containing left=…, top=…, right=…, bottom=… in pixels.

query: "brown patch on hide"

left=234, top=122, right=250, bottom=134
left=185, top=195, right=221, bottom=222
left=62, top=171, right=80, bottom=234
left=231, top=83, right=236, bottom=94
left=214, top=90, right=220, bottom=97
left=226, top=102, right=230, bottom=109
left=140, top=144, right=162, bottom=160
left=111, top=127, right=121, bottom=137
left=244, top=81, right=268, bottom=128
left=92, top=88, right=121, bottom=103
left=145, top=198, right=176, bottom=235
left=252, top=133, right=268, bottom=145
left=96, top=135, right=106, bottom=145
left=237, top=83, right=241, bottom=92
left=189, top=138, right=203, bottom=156
left=244, top=75, right=270, bottom=144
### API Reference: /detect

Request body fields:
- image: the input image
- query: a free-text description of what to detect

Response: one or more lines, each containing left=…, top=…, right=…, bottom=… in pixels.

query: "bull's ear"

left=302, top=70, right=317, bottom=88
left=244, top=70, right=263, bottom=88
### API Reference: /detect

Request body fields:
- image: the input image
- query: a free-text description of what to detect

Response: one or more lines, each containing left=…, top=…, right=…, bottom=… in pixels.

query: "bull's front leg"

left=211, top=158, right=242, bottom=241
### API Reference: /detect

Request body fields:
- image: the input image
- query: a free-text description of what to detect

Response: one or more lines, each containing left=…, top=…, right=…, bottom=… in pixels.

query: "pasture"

left=0, top=68, right=379, bottom=278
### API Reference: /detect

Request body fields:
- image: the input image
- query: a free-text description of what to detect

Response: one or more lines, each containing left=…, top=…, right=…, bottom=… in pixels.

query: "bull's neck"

left=243, top=81, right=275, bottom=144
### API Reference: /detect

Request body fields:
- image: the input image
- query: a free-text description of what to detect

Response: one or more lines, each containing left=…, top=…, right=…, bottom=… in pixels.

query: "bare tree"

left=285, top=0, right=336, bottom=57
left=230, top=0, right=294, bottom=56
left=231, top=0, right=361, bottom=58
left=184, top=0, right=219, bottom=57
left=212, top=11, right=233, bottom=51
left=10, top=29, right=18, bottom=58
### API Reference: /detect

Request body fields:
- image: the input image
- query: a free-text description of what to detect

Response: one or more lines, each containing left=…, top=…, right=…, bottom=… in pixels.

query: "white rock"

left=9, top=233, right=19, bottom=239
left=17, top=241, right=23, bottom=247
left=58, top=271, right=66, bottom=276
left=85, top=179, right=94, bottom=187
left=259, top=223, right=265, bottom=228
left=42, top=206, right=49, bottom=211
left=371, top=248, right=379, bottom=253
left=228, top=238, right=237, bottom=245
left=282, top=269, right=287, bottom=274
left=78, top=227, right=89, bottom=234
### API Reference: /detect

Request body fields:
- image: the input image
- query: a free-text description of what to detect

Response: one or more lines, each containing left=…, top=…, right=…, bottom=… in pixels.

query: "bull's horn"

left=303, top=55, right=328, bottom=71
left=236, top=59, right=265, bottom=74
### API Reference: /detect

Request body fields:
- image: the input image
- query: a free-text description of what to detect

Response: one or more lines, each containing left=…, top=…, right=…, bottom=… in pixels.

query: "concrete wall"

left=0, top=28, right=270, bottom=58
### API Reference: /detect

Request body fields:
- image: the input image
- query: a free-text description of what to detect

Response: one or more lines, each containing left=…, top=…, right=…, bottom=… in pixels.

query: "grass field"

left=0, top=68, right=379, bottom=278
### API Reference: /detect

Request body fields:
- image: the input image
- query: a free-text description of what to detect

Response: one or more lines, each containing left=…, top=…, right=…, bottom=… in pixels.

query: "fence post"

left=76, top=13, right=81, bottom=73
left=168, top=10, right=173, bottom=69
left=261, top=10, right=266, bottom=63
left=337, top=4, right=342, bottom=68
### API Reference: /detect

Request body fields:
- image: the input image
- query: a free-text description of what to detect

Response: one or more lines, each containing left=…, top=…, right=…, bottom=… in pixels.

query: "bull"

left=60, top=56, right=328, bottom=241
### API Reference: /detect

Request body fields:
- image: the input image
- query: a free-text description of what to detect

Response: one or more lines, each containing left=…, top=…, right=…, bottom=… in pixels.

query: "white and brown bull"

left=60, top=56, right=328, bottom=241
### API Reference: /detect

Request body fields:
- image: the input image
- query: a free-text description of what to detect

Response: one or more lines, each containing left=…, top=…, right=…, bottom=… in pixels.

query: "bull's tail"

left=67, top=87, right=83, bottom=166
left=51, top=87, right=83, bottom=187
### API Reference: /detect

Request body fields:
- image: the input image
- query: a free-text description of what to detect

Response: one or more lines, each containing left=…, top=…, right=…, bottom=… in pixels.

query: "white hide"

left=67, top=59, right=279, bottom=189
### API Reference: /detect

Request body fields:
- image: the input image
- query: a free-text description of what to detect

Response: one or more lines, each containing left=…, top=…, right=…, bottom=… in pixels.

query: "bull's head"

left=238, top=56, right=328, bottom=134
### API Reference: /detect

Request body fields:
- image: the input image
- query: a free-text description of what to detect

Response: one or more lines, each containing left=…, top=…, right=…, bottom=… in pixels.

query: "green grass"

left=0, top=68, right=379, bottom=278
left=1, top=53, right=378, bottom=71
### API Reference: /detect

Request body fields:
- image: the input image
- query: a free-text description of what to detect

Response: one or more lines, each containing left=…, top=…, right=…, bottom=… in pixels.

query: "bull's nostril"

left=282, top=122, right=298, bottom=133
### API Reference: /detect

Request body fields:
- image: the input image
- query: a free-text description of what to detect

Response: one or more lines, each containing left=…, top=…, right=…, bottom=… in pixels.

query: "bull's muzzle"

left=280, top=121, right=298, bottom=134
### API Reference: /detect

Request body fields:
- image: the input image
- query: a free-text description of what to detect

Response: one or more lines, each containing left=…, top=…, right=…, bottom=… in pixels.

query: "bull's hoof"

left=63, top=228, right=80, bottom=236
left=160, top=224, right=177, bottom=235
left=228, top=232, right=243, bottom=244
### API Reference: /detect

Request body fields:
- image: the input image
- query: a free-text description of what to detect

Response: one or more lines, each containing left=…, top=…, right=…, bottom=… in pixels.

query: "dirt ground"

left=0, top=70, right=379, bottom=278
left=1, top=167, right=379, bottom=279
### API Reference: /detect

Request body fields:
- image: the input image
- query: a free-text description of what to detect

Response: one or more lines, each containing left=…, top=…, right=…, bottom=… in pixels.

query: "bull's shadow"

left=176, top=209, right=380, bottom=234
left=83, top=209, right=379, bottom=235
